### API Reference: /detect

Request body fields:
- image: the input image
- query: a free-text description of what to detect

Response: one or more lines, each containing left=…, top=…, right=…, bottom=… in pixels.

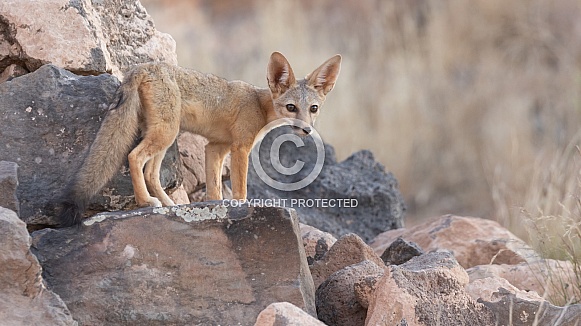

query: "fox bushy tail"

left=58, top=72, right=143, bottom=227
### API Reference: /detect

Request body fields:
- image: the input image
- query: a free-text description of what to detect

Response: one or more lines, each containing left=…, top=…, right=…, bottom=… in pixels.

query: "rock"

left=316, top=260, right=385, bottom=326
left=365, top=251, right=496, bottom=326
left=353, top=275, right=381, bottom=309
left=481, top=290, right=581, bottom=326
left=310, top=233, right=384, bottom=289
left=467, top=259, right=579, bottom=306
left=300, top=223, right=337, bottom=265
left=247, top=126, right=405, bottom=242
left=0, top=64, right=27, bottom=83
left=31, top=203, right=316, bottom=325
left=0, top=0, right=177, bottom=78
left=466, top=276, right=544, bottom=303
left=0, top=207, right=74, bottom=325
left=255, top=302, right=326, bottom=326
left=370, top=215, right=539, bottom=269
left=0, top=64, right=181, bottom=227
left=168, top=184, right=190, bottom=205
left=178, top=131, right=231, bottom=195
left=380, top=237, right=424, bottom=265
left=0, top=161, right=19, bottom=215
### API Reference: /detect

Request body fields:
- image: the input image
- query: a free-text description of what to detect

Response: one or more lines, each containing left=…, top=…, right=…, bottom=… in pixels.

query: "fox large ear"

left=306, top=54, right=342, bottom=95
left=267, top=52, right=296, bottom=96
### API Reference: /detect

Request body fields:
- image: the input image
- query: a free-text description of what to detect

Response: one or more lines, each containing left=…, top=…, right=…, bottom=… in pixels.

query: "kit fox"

left=58, top=52, right=341, bottom=226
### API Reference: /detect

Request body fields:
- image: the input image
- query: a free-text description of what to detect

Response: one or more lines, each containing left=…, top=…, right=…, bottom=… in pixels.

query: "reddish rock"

left=316, top=260, right=385, bottom=326
left=370, top=215, right=539, bottom=268
left=0, top=207, right=74, bottom=325
left=168, top=184, right=190, bottom=205
left=365, top=251, right=495, bottom=326
left=300, top=223, right=337, bottom=265
left=0, top=0, right=177, bottom=78
left=255, top=302, right=326, bottom=326
left=467, top=259, right=579, bottom=306
left=0, top=64, right=27, bottom=83
left=466, top=276, right=544, bottom=303
left=310, top=233, right=384, bottom=289
left=31, top=204, right=315, bottom=325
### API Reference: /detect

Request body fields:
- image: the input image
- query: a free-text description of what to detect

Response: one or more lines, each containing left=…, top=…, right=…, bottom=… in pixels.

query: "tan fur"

left=61, top=52, right=341, bottom=225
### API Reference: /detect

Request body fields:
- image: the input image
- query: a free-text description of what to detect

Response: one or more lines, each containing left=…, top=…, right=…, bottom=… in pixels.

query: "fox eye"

left=286, top=104, right=297, bottom=112
left=310, top=105, right=319, bottom=113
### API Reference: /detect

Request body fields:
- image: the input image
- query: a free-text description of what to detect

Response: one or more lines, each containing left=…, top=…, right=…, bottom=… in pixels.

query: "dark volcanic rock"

left=247, top=126, right=405, bottom=242
left=0, top=64, right=181, bottom=226
left=31, top=203, right=315, bottom=325
left=0, top=161, right=19, bottom=215
left=316, top=260, right=385, bottom=326
left=380, top=237, right=424, bottom=265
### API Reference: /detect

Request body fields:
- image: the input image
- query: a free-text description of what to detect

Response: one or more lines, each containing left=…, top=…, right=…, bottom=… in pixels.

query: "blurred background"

left=141, top=0, right=581, bottom=250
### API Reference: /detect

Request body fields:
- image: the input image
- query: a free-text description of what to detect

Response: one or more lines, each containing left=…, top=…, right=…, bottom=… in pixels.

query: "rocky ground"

left=1, top=0, right=580, bottom=325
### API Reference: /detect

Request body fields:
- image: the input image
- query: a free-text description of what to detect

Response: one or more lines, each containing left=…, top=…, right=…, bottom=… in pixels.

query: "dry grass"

left=141, top=0, right=581, bottom=244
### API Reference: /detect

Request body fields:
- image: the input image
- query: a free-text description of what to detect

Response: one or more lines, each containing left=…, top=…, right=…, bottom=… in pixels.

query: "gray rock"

left=247, top=126, right=405, bottom=242
left=0, top=64, right=181, bottom=227
left=31, top=203, right=315, bottom=325
left=0, top=161, right=19, bottom=215
left=0, top=207, right=74, bottom=325
left=380, top=237, right=424, bottom=265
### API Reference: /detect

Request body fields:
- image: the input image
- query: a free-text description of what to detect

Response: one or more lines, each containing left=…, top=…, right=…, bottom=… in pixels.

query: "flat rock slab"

left=31, top=203, right=315, bottom=325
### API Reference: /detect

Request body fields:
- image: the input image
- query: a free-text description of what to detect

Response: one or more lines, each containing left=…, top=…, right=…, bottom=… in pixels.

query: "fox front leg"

left=205, top=142, right=230, bottom=201
left=229, top=143, right=252, bottom=200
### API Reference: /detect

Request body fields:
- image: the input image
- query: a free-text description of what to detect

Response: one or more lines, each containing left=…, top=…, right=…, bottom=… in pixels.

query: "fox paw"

left=138, top=197, right=162, bottom=208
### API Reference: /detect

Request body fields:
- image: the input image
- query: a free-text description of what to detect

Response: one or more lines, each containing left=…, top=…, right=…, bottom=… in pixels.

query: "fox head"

left=266, top=52, right=341, bottom=135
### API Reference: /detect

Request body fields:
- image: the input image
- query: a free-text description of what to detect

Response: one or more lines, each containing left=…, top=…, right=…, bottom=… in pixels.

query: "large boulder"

left=0, top=207, right=74, bottom=325
left=0, top=64, right=181, bottom=227
left=480, top=288, right=581, bottom=326
left=467, top=259, right=579, bottom=306
left=370, top=215, right=539, bottom=268
left=247, top=126, right=405, bottom=242
left=31, top=203, right=316, bottom=325
left=0, top=0, right=177, bottom=78
left=365, top=251, right=496, bottom=325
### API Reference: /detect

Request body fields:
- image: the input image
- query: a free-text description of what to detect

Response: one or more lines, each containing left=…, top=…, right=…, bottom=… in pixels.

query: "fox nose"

left=302, top=127, right=311, bottom=134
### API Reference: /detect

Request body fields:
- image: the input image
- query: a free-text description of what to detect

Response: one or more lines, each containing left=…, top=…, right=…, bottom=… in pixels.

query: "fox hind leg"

left=144, top=150, right=176, bottom=206
left=128, top=128, right=179, bottom=208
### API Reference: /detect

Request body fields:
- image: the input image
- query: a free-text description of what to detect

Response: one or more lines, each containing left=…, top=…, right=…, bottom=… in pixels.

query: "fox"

left=57, top=52, right=342, bottom=227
